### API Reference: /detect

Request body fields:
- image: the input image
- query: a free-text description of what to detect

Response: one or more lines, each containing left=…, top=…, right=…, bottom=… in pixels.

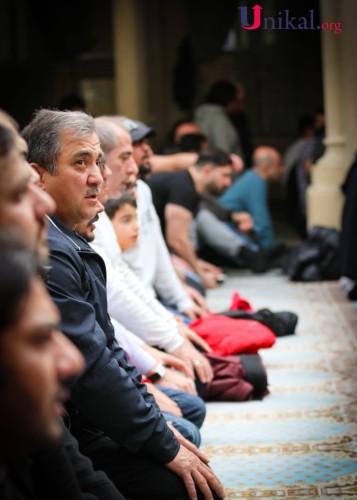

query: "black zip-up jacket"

left=46, top=216, right=179, bottom=464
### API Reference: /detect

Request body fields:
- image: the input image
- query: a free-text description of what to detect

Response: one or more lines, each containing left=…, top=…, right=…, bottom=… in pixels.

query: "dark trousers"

left=73, top=426, right=220, bottom=500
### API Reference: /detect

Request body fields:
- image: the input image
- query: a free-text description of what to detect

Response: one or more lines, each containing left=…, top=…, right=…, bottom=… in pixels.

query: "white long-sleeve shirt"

left=123, top=180, right=194, bottom=313
left=91, top=211, right=183, bottom=352
left=111, top=317, right=155, bottom=375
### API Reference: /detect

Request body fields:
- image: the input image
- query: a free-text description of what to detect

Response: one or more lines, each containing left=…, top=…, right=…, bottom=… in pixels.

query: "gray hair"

left=22, top=109, right=96, bottom=175
left=94, top=116, right=128, bottom=157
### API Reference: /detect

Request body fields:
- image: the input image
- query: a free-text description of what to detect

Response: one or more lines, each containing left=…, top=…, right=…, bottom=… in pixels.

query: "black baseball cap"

left=121, top=118, right=156, bottom=142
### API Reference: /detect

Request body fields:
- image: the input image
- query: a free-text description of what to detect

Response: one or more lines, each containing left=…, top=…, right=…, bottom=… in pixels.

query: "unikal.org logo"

left=239, top=4, right=342, bottom=35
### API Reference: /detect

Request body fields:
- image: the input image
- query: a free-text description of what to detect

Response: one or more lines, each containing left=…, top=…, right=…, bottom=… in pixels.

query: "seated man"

left=219, top=146, right=284, bottom=249
left=92, top=116, right=214, bottom=384
left=76, top=201, right=206, bottom=448
left=147, top=148, right=234, bottom=286
left=0, top=236, right=80, bottom=499
left=117, top=116, right=211, bottom=318
left=0, top=111, right=122, bottom=499
left=23, top=108, right=223, bottom=500
left=0, top=236, right=124, bottom=500
left=147, top=148, right=283, bottom=274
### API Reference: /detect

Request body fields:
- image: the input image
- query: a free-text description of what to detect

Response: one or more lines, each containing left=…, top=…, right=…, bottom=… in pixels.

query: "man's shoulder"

left=147, top=170, right=188, bottom=187
left=235, top=169, right=262, bottom=188
left=47, top=219, right=100, bottom=272
left=47, top=220, right=79, bottom=253
left=249, top=170, right=266, bottom=188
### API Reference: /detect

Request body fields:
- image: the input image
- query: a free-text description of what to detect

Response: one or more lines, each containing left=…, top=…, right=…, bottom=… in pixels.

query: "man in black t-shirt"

left=148, top=169, right=200, bottom=237
left=147, top=149, right=233, bottom=289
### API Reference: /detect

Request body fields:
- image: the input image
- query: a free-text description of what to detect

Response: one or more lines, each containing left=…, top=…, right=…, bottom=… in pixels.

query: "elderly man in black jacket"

left=22, top=109, right=223, bottom=500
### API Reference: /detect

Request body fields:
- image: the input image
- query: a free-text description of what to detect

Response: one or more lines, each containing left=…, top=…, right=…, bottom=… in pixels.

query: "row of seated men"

left=0, top=106, right=288, bottom=499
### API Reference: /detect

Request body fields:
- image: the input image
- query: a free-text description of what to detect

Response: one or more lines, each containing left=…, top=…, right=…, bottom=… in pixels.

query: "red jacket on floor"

left=189, top=314, right=276, bottom=356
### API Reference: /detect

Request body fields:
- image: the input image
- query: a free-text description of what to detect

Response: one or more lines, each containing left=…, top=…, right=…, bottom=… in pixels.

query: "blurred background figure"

left=58, top=93, right=86, bottom=112
left=193, top=80, right=244, bottom=157
left=159, top=118, right=207, bottom=154
left=294, top=108, right=326, bottom=238
left=226, top=82, right=254, bottom=168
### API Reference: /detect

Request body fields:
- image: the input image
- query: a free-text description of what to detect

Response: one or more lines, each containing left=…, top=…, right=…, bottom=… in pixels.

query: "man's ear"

left=30, top=163, right=47, bottom=188
left=201, top=163, right=213, bottom=177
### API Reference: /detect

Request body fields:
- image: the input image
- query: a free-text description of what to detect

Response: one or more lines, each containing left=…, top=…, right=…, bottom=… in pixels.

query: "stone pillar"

left=307, top=0, right=353, bottom=230
left=340, top=1, right=357, bottom=165
left=112, top=0, right=147, bottom=120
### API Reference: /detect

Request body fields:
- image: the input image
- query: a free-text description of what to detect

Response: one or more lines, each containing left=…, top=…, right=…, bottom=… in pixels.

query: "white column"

left=112, top=0, right=147, bottom=120
left=307, top=0, right=348, bottom=229
left=340, top=0, right=357, bottom=165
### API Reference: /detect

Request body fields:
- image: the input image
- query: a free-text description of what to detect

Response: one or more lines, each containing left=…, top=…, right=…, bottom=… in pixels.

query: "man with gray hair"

left=92, top=116, right=214, bottom=384
left=23, top=109, right=224, bottom=500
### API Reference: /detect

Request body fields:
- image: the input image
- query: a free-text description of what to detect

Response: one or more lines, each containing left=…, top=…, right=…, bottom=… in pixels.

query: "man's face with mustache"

left=132, top=138, right=152, bottom=169
left=34, top=130, right=104, bottom=230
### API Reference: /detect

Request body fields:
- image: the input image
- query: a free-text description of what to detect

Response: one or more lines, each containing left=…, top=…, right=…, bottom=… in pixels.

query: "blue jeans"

left=157, top=386, right=206, bottom=447
left=161, top=303, right=192, bottom=325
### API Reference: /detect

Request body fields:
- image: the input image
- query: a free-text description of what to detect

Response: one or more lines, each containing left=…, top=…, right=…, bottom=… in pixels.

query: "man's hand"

left=197, top=259, right=222, bottom=276
left=180, top=326, right=212, bottom=354
left=183, top=304, right=206, bottom=320
left=145, top=383, right=182, bottom=417
left=229, top=153, right=244, bottom=174
left=197, top=260, right=222, bottom=289
left=231, top=211, right=254, bottom=233
left=143, top=344, right=193, bottom=379
left=157, top=368, right=197, bottom=395
left=182, top=284, right=211, bottom=316
left=201, top=271, right=219, bottom=290
left=167, top=421, right=209, bottom=463
left=166, top=444, right=225, bottom=500
left=172, top=338, right=213, bottom=384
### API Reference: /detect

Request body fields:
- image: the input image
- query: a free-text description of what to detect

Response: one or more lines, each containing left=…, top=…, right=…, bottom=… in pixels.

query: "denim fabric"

left=161, top=303, right=192, bottom=325
left=158, top=386, right=206, bottom=447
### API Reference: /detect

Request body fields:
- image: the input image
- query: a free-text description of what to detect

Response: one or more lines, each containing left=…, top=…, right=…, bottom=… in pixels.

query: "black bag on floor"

left=280, top=226, right=341, bottom=281
left=219, top=308, right=298, bottom=337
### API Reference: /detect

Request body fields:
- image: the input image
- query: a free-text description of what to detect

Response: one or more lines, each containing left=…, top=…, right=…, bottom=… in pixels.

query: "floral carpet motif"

left=202, top=271, right=357, bottom=499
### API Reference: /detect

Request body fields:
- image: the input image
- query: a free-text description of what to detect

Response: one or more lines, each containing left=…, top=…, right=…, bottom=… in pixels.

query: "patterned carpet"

left=201, top=270, right=357, bottom=499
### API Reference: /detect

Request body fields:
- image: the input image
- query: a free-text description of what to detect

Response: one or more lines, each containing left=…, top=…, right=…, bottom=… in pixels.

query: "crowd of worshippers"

left=5, top=81, right=354, bottom=499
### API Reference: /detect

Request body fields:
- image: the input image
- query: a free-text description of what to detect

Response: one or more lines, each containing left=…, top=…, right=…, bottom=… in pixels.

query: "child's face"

left=111, top=203, right=139, bottom=251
